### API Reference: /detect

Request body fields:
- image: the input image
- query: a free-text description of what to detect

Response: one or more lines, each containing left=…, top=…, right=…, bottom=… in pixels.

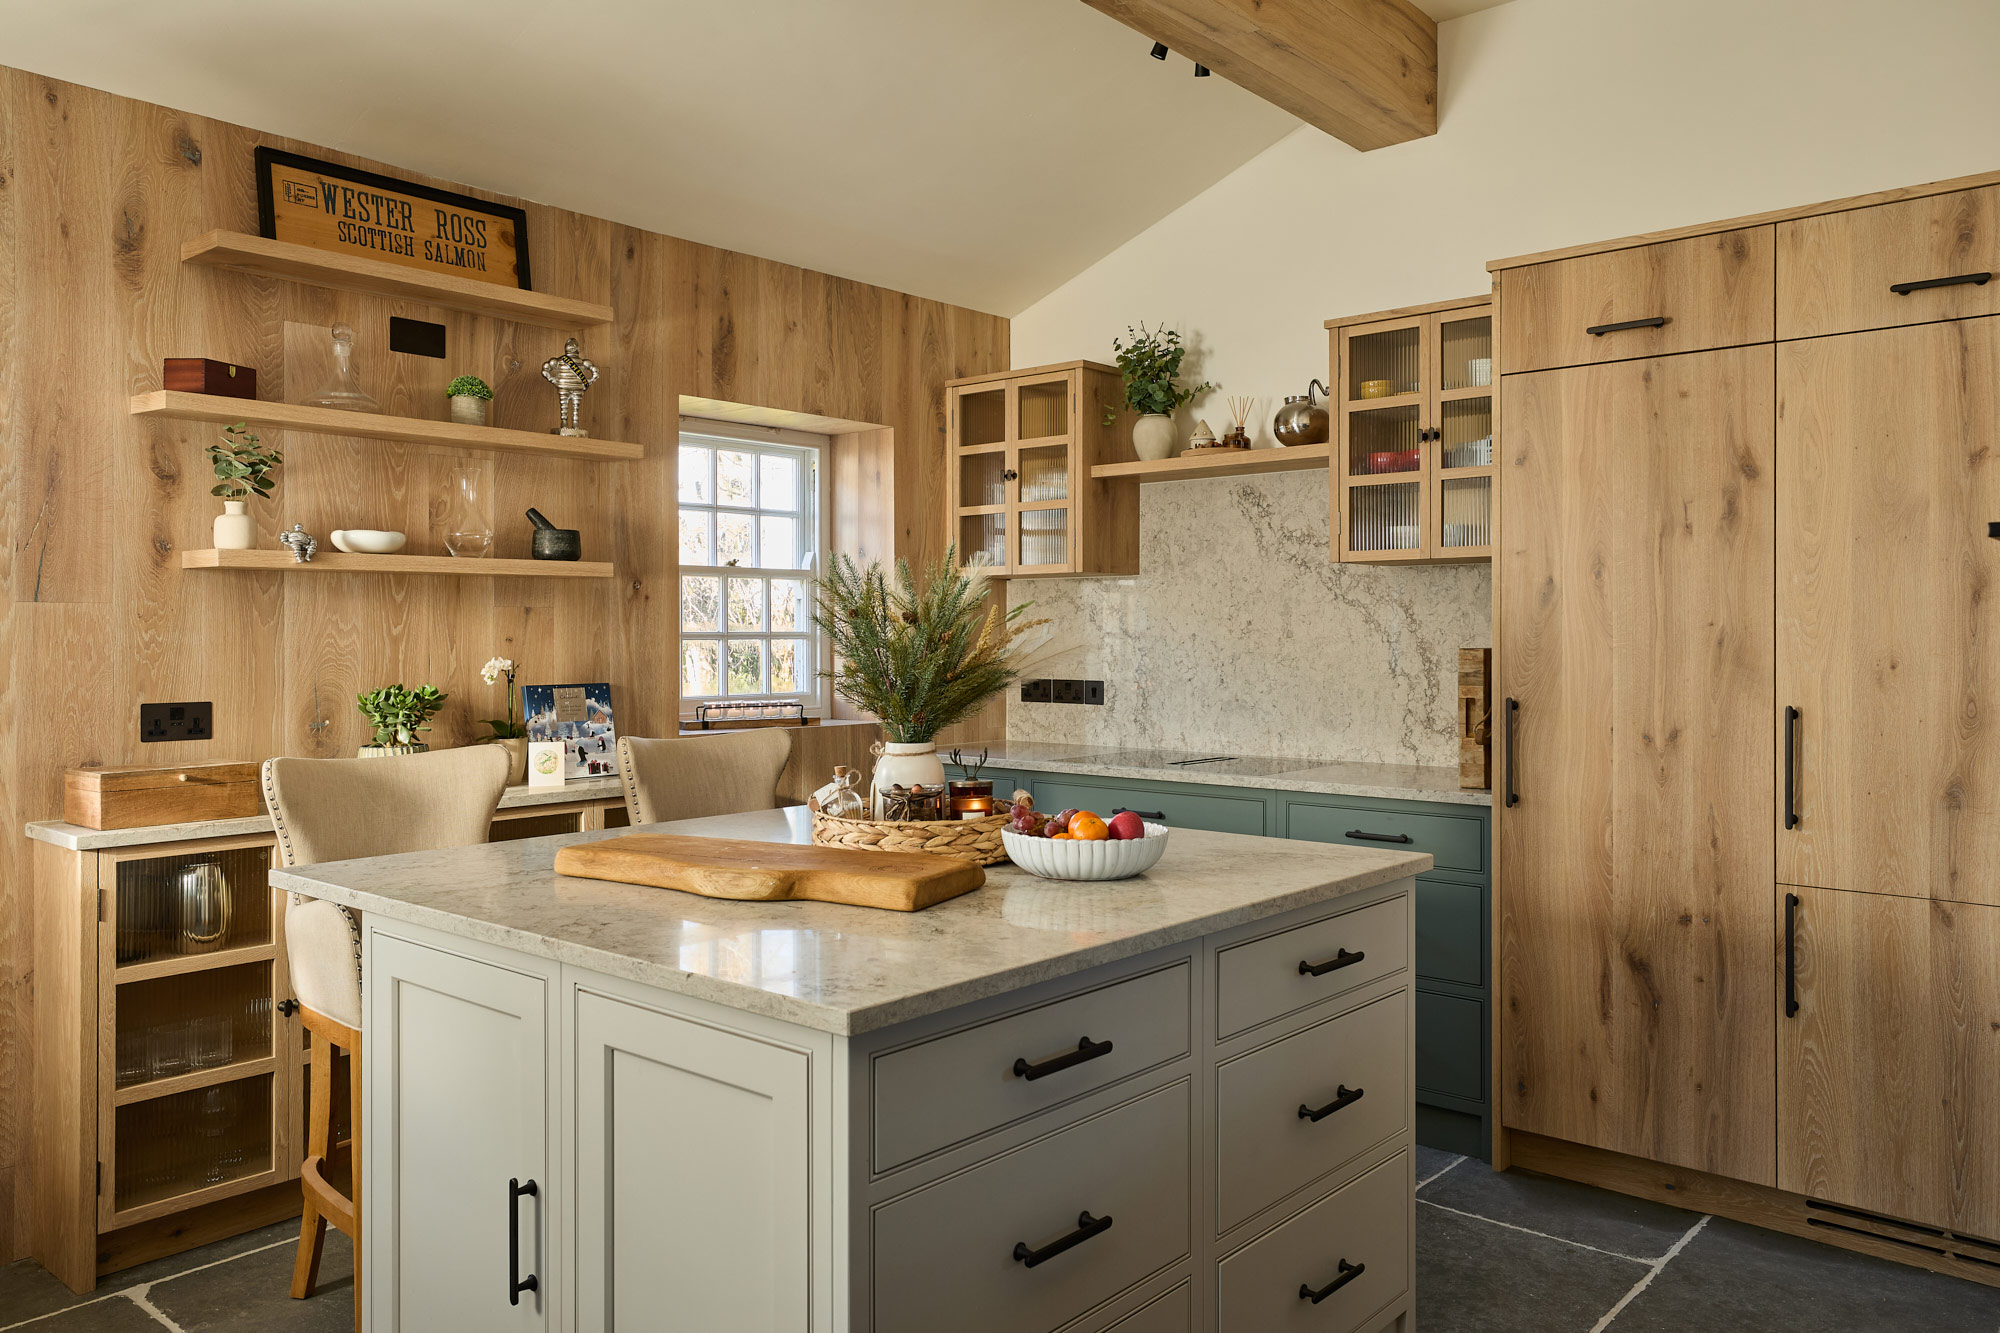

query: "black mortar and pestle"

left=526, top=508, right=582, bottom=561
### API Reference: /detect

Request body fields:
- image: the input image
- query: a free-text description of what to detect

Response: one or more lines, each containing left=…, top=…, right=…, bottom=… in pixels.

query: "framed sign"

left=254, top=146, right=532, bottom=290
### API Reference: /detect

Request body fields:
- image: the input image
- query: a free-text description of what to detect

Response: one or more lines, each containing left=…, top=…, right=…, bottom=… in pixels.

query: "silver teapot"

left=1272, top=378, right=1331, bottom=447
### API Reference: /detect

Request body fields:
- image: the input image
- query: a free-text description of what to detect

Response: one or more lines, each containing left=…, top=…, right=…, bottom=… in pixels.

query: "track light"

left=1150, top=41, right=1168, bottom=59
left=1194, top=63, right=1210, bottom=76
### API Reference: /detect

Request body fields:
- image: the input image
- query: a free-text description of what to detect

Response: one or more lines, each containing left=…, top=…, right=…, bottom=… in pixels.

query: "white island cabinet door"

left=367, top=931, right=555, bottom=1332
left=572, top=989, right=814, bottom=1332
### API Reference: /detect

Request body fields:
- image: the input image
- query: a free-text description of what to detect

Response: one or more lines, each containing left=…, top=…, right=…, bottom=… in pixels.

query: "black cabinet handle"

left=1784, top=892, right=1800, bottom=1018
left=1013, top=1036, right=1113, bottom=1082
left=276, top=998, right=300, bottom=1017
left=1002, top=468, right=1019, bottom=481
left=1298, top=948, right=1365, bottom=978
left=1111, top=808, right=1165, bottom=820
left=1013, top=1210, right=1113, bottom=1268
left=1504, top=698, right=1519, bottom=808
left=1890, top=271, right=1992, bottom=296
left=508, top=1178, right=539, bottom=1306
left=1298, top=1084, right=1366, bottom=1123
left=1585, top=316, right=1668, bottom=336
left=1299, top=1258, right=1366, bottom=1304
left=1345, top=829, right=1413, bottom=844
left=1783, top=705, right=1800, bottom=831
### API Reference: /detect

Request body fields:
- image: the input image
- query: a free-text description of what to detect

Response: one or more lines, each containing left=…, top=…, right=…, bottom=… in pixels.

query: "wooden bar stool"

left=262, top=746, right=511, bottom=1332
left=617, top=730, right=793, bottom=823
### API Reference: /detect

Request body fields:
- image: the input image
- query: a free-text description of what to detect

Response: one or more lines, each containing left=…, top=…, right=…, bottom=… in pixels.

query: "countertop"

left=949, top=741, right=1492, bottom=808
left=271, top=806, right=1429, bottom=1036
left=25, top=776, right=627, bottom=851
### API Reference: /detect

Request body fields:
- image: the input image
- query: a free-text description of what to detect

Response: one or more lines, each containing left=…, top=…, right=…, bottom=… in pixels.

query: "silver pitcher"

left=1272, top=378, right=1331, bottom=446
left=175, top=862, right=233, bottom=954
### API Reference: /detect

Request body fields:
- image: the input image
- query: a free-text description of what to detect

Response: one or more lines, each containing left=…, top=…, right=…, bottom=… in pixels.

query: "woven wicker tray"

left=808, top=801, right=1009, bottom=866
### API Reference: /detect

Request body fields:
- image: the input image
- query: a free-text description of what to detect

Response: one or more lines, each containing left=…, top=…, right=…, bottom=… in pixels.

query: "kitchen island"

left=273, top=807, right=1427, bottom=1333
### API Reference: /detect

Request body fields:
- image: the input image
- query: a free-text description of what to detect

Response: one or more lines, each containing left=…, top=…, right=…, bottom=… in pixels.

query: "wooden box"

left=1459, top=648, right=1492, bottom=790
left=163, top=358, right=258, bottom=399
left=64, top=761, right=266, bottom=830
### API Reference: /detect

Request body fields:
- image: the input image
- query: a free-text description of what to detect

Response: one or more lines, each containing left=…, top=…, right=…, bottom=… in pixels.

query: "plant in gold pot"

left=1103, top=324, right=1213, bottom=462
left=356, top=684, right=447, bottom=757
left=478, top=656, right=527, bottom=783
left=815, top=548, right=1047, bottom=817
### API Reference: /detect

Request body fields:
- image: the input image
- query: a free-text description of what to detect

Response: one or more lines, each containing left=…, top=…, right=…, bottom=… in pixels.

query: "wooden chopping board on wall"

left=552, top=835, right=985, bottom=912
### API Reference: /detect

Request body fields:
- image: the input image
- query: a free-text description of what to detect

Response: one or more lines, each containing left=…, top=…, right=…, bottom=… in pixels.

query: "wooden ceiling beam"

left=1081, top=0, right=1437, bottom=151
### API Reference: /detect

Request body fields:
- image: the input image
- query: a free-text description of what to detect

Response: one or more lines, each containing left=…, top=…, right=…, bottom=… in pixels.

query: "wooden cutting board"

left=552, top=834, right=985, bottom=912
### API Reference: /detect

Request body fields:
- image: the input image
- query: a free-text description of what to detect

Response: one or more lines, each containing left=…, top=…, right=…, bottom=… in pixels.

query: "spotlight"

left=1150, top=41, right=1168, bottom=59
left=1194, top=63, right=1210, bottom=76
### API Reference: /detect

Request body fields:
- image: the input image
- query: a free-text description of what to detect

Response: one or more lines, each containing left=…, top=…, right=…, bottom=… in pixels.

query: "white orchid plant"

left=478, top=656, right=525, bottom=739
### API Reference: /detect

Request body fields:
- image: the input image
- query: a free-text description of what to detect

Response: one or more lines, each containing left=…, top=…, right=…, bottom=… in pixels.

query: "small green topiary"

left=446, top=374, right=493, bottom=400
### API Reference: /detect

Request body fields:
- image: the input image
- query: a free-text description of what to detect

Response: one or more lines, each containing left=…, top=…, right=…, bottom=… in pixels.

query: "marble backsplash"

left=1005, top=469, right=1491, bottom=768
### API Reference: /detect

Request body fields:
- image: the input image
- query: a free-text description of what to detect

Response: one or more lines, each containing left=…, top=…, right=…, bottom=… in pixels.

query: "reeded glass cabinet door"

left=949, top=372, right=1079, bottom=574
left=1435, top=313, right=1494, bottom=559
left=1337, top=315, right=1430, bottom=562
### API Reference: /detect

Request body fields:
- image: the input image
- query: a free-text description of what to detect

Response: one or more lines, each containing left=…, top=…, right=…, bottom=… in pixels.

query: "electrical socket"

left=1019, top=678, right=1053, bottom=703
left=141, top=701, right=213, bottom=743
left=1051, top=678, right=1086, bottom=705
left=1083, top=680, right=1105, bottom=705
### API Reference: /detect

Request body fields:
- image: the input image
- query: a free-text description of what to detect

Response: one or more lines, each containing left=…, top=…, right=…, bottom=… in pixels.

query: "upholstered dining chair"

left=617, top=729, right=794, bottom=824
left=261, top=745, right=511, bottom=1331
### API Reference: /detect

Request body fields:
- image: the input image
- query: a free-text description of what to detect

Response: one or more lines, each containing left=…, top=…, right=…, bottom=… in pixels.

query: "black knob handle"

left=1344, top=829, right=1413, bottom=844
left=1300, top=1258, right=1366, bottom=1304
left=509, top=1178, right=540, bottom=1306
left=1014, top=1210, right=1114, bottom=1268
left=276, top=998, right=300, bottom=1017
left=1013, top=1036, right=1114, bottom=1082
left=1298, top=1084, right=1366, bottom=1123
left=1111, top=808, right=1165, bottom=820
left=1002, top=469, right=1019, bottom=481
left=1585, top=316, right=1668, bottom=336
left=1890, top=271, right=1991, bottom=295
left=1298, top=948, right=1365, bottom=978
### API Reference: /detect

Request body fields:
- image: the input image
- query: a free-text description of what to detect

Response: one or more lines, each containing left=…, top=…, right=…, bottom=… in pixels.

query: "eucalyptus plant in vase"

left=355, top=684, right=448, bottom=758
left=478, top=656, right=528, bottom=782
left=206, top=423, right=282, bottom=550
left=815, top=547, right=1050, bottom=817
left=1104, top=324, right=1213, bottom=462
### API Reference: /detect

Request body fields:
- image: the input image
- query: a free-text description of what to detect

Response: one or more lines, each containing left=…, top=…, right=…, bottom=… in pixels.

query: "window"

left=678, top=428, right=823, bottom=713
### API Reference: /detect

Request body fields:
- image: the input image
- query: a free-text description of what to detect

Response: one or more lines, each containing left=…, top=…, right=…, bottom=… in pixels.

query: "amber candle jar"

left=949, top=779, right=995, bottom=820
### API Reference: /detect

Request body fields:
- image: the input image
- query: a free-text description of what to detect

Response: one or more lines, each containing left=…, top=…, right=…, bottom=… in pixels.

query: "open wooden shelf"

left=183, top=549, right=613, bottom=579
left=181, top=230, right=614, bottom=330
left=131, top=391, right=644, bottom=462
left=1091, top=442, right=1333, bottom=483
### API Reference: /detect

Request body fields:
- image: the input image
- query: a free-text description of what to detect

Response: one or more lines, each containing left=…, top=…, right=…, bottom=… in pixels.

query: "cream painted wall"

left=1004, top=0, right=2000, bottom=765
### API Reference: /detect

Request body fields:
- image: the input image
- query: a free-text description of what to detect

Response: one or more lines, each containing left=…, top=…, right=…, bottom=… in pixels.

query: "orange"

left=1050, top=831, right=1075, bottom=840
left=1068, top=811, right=1109, bottom=841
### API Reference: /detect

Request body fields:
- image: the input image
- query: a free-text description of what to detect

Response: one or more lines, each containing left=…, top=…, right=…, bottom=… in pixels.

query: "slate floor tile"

left=1417, top=1200, right=1649, bottom=1332
left=1416, top=1145, right=1467, bottom=1186
left=0, top=1254, right=97, bottom=1325
left=146, top=1228, right=353, bottom=1333
left=4, top=1296, right=163, bottom=1331
left=1421, top=1164, right=1702, bottom=1261
left=1610, top=1216, right=2000, bottom=1333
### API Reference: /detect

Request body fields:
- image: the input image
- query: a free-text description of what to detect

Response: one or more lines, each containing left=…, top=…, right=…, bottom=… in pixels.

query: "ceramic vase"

left=871, top=742, right=947, bottom=817
left=450, top=395, right=489, bottom=426
left=213, top=500, right=254, bottom=550
left=489, top=736, right=528, bottom=784
left=1133, top=414, right=1176, bottom=462
left=357, top=742, right=429, bottom=759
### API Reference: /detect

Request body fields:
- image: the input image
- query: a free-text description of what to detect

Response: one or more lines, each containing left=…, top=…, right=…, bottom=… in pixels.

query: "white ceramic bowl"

left=1002, top=824, right=1169, bottom=881
left=330, top=529, right=407, bottom=554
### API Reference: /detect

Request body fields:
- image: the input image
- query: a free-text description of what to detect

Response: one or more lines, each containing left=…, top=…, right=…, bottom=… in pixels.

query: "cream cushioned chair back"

left=618, top=730, right=794, bottom=825
left=263, top=745, right=511, bottom=1028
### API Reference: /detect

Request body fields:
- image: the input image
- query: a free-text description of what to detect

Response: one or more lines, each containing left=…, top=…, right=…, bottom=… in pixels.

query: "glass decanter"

left=306, top=323, right=379, bottom=412
left=444, top=465, right=493, bottom=558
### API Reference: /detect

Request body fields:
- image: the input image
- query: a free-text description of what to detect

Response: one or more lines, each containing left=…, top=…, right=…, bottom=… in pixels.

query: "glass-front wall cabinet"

left=1331, top=297, right=1494, bottom=564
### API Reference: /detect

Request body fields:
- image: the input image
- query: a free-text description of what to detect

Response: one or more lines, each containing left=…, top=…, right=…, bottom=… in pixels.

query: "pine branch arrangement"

left=814, top=547, right=1046, bottom=744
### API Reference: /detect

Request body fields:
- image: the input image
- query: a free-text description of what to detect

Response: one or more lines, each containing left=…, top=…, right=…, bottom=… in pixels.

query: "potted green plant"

left=815, top=547, right=1048, bottom=816
left=1103, top=324, right=1214, bottom=462
left=355, top=684, right=448, bottom=757
left=205, top=423, right=282, bottom=550
left=477, top=656, right=527, bottom=782
left=446, top=374, right=493, bottom=426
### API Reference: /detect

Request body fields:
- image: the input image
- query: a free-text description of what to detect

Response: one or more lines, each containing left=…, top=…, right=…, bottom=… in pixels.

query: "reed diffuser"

left=1223, top=396, right=1255, bottom=449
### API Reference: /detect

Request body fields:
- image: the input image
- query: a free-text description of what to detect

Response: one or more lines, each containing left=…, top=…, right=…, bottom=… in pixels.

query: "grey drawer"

left=1216, top=895, right=1409, bottom=1040
left=1286, top=801, right=1484, bottom=874
left=873, top=1082, right=1192, bottom=1333
left=1415, top=879, right=1484, bottom=986
left=873, top=963, right=1191, bottom=1172
left=1415, top=990, right=1484, bottom=1102
left=1100, top=1283, right=1190, bottom=1333
left=1216, top=1151, right=1411, bottom=1333
left=1216, top=992, right=1408, bottom=1234
left=1031, top=778, right=1266, bottom=836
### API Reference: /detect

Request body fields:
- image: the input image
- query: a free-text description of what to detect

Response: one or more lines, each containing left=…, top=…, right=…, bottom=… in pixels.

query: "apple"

left=1107, top=811, right=1147, bottom=841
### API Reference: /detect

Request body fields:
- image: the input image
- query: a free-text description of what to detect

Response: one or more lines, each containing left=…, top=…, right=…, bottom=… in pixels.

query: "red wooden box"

left=163, top=358, right=257, bottom=399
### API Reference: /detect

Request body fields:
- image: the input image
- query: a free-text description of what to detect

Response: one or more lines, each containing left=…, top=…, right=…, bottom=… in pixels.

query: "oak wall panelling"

left=0, top=66, right=1007, bottom=1265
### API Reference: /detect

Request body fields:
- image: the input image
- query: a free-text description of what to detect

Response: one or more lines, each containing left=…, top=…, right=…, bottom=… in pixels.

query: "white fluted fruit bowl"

left=1002, top=824, right=1169, bottom=881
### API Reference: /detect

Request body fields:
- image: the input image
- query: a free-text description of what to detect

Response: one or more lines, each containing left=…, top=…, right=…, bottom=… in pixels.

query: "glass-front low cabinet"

left=1328, top=295, right=1495, bottom=565
left=945, top=361, right=1137, bottom=576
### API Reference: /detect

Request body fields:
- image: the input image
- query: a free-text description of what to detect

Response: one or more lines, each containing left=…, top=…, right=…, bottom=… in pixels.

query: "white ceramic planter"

left=450, top=395, right=489, bottom=426
left=1133, top=414, right=1176, bottom=462
left=213, top=500, right=254, bottom=550
left=358, top=743, right=429, bottom=759
left=871, top=741, right=947, bottom=816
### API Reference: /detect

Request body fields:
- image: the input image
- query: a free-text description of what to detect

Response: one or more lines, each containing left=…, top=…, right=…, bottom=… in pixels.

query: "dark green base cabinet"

left=965, top=765, right=1494, bottom=1161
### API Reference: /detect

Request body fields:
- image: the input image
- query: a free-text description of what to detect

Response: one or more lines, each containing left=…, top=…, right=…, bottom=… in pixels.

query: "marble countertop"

left=272, top=806, right=1430, bottom=1037
left=951, top=741, right=1492, bottom=808
left=25, top=776, right=627, bottom=851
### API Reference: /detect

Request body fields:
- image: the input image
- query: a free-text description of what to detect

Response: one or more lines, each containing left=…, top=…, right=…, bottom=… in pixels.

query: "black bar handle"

left=1783, top=705, right=1800, bottom=831
left=1298, top=947, right=1365, bottom=978
left=1585, top=316, right=1668, bottom=337
left=509, top=1178, right=540, bottom=1306
left=1111, top=808, right=1165, bottom=820
left=1784, top=892, right=1800, bottom=1018
left=1013, top=1210, right=1113, bottom=1268
left=1298, top=1085, right=1366, bottom=1123
left=1890, top=271, right=1992, bottom=296
left=1504, top=698, right=1519, bottom=807
left=1014, top=1036, right=1114, bottom=1082
left=1345, top=829, right=1413, bottom=844
left=1299, top=1258, right=1366, bottom=1304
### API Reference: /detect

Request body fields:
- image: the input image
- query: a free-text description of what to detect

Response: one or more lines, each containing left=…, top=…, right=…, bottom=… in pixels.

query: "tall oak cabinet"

left=1495, top=170, right=2000, bottom=1279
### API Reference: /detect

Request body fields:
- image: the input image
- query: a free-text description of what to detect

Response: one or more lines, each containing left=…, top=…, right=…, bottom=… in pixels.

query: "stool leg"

left=292, top=1028, right=333, bottom=1299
